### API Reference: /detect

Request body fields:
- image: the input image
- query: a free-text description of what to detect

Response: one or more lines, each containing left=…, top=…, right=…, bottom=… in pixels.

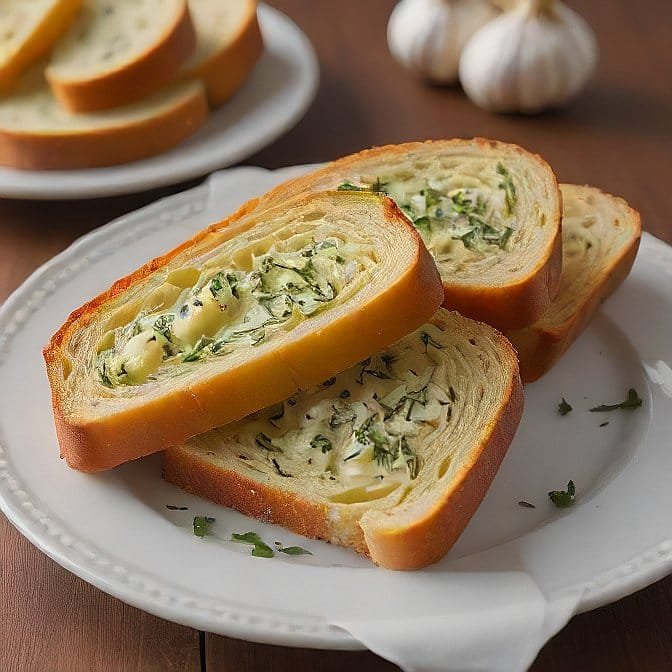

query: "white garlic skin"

left=458, top=0, right=598, bottom=113
left=388, top=0, right=499, bottom=84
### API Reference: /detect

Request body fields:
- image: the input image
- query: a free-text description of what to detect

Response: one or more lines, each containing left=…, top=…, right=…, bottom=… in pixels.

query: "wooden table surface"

left=1, top=1, right=671, bottom=670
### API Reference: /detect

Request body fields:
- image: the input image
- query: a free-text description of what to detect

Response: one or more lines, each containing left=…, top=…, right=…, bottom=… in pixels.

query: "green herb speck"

left=548, top=480, right=576, bottom=508
left=589, top=388, right=642, bottom=412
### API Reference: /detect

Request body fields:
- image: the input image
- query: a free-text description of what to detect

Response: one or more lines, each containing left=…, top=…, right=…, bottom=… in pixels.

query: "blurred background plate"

left=0, top=5, right=319, bottom=201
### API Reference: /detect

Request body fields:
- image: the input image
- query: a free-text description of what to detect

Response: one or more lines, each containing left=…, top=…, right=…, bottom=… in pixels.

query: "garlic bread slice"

left=0, top=0, right=81, bottom=89
left=183, top=0, right=263, bottom=106
left=44, top=192, right=443, bottom=472
left=45, top=0, right=196, bottom=112
left=0, top=67, right=208, bottom=169
left=262, top=138, right=563, bottom=330
left=506, top=185, right=641, bottom=382
left=163, top=309, right=523, bottom=570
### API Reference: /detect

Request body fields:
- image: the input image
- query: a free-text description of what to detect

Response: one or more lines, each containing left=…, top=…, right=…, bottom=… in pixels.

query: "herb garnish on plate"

left=589, top=388, right=642, bottom=412
left=548, top=480, right=576, bottom=508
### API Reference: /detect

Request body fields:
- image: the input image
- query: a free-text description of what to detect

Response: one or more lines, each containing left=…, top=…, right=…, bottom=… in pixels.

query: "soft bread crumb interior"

left=169, top=310, right=517, bottom=541
left=48, top=0, right=185, bottom=79
left=302, top=143, right=559, bottom=286
left=534, top=184, right=640, bottom=328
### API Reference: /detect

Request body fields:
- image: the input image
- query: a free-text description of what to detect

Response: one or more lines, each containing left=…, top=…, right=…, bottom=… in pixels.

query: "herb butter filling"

left=338, top=162, right=517, bottom=259
left=229, top=326, right=454, bottom=497
left=96, top=238, right=362, bottom=387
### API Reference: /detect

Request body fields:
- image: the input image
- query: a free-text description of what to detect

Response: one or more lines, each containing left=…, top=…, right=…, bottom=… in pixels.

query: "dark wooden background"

left=1, top=1, right=671, bottom=670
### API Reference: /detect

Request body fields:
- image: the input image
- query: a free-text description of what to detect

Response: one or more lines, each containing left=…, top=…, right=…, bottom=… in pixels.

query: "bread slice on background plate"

left=0, top=67, right=208, bottom=169
left=45, top=0, right=196, bottom=112
left=506, top=184, right=641, bottom=382
left=183, top=0, right=263, bottom=106
left=163, top=309, right=524, bottom=570
left=44, top=192, right=443, bottom=473
left=259, top=138, right=563, bottom=331
left=0, top=0, right=82, bottom=90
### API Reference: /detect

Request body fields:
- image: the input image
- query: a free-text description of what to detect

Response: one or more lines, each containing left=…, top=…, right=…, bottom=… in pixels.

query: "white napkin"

left=331, top=547, right=583, bottom=672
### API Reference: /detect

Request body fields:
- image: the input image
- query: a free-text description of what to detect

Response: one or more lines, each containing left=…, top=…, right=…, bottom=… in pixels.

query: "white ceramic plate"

left=1, top=166, right=671, bottom=650
left=0, top=6, right=318, bottom=201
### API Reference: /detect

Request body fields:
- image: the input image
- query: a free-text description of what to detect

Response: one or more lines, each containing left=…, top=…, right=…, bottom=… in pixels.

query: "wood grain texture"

left=0, top=517, right=200, bottom=672
left=1, top=0, right=671, bottom=670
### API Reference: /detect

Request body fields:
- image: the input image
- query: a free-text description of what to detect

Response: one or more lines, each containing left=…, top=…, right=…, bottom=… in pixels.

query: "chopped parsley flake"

left=182, top=336, right=214, bottom=362
left=337, top=178, right=387, bottom=193
left=589, top=388, right=642, bottom=412
left=255, top=433, right=279, bottom=452
left=231, top=532, right=312, bottom=558
left=310, top=434, right=332, bottom=453
left=231, top=531, right=275, bottom=558
left=278, top=546, right=312, bottom=556
left=548, top=480, right=576, bottom=508
left=558, top=398, right=572, bottom=416
left=420, top=331, right=443, bottom=351
left=272, top=458, right=292, bottom=477
left=193, top=516, right=215, bottom=537
left=496, top=162, right=517, bottom=216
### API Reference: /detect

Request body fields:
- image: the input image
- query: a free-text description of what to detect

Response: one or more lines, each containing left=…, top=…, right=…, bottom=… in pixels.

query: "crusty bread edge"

left=0, top=0, right=83, bottom=90
left=0, top=82, right=208, bottom=170
left=255, top=138, right=564, bottom=330
left=162, top=314, right=524, bottom=570
left=187, top=0, right=263, bottom=107
left=45, top=1, right=197, bottom=113
left=361, top=329, right=524, bottom=569
left=44, top=194, right=444, bottom=472
left=162, top=448, right=337, bottom=548
left=506, top=187, right=642, bottom=383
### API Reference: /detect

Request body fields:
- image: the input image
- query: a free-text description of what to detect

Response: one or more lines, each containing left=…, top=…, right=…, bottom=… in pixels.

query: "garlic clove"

left=388, top=0, right=499, bottom=85
left=458, top=0, right=598, bottom=113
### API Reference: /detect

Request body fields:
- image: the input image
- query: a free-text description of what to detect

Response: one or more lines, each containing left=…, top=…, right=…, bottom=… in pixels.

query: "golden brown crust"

left=362, top=331, right=524, bottom=569
left=44, top=193, right=443, bottom=472
left=187, top=0, right=263, bottom=106
left=256, top=138, right=563, bottom=331
left=0, top=0, right=82, bottom=89
left=0, top=83, right=208, bottom=170
left=440, top=228, right=562, bottom=329
left=162, top=447, right=339, bottom=549
left=45, top=3, right=197, bottom=113
left=506, top=187, right=642, bottom=383
left=162, top=312, right=524, bottom=570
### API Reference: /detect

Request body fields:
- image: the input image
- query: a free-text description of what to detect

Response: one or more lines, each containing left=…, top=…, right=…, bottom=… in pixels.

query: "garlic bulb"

left=388, top=0, right=499, bottom=84
left=458, top=0, right=598, bottom=113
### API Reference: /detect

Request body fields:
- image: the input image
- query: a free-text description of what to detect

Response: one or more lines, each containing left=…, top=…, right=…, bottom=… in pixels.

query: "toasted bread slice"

left=505, top=185, right=641, bottom=382
left=0, top=68, right=208, bottom=169
left=44, top=192, right=443, bottom=472
left=183, top=0, right=263, bottom=106
left=45, top=0, right=196, bottom=112
left=163, top=309, right=524, bottom=570
left=0, top=0, right=82, bottom=90
left=261, top=138, right=562, bottom=330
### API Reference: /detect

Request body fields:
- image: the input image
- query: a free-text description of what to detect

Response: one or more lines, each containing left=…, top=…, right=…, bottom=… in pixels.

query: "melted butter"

left=229, top=323, right=453, bottom=496
left=96, top=237, right=370, bottom=388
left=344, top=165, right=516, bottom=261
